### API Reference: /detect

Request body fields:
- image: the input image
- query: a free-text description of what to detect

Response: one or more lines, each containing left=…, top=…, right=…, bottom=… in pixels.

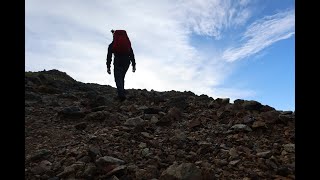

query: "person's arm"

left=130, top=47, right=136, bottom=72
left=106, top=42, right=113, bottom=69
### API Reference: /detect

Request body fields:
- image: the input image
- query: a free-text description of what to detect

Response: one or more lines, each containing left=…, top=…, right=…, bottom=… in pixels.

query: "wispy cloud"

left=222, top=9, right=295, bottom=62
left=177, top=0, right=252, bottom=39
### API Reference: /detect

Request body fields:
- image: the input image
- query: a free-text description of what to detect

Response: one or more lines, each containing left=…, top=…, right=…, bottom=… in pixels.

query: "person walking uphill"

left=106, top=29, right=136, bottom=101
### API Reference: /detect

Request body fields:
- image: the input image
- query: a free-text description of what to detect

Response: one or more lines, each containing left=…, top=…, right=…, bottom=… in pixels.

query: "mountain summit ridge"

left=25, top=69, right=295, bottom=179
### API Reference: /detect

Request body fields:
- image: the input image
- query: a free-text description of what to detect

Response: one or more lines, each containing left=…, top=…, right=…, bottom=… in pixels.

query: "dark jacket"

left=106, top=42, right=136, bottom=69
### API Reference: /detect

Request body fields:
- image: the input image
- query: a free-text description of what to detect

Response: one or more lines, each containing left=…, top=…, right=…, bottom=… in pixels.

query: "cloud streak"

left=222, top=9, right=295, bottom=62
left=176, top=0, right=252, bottom=39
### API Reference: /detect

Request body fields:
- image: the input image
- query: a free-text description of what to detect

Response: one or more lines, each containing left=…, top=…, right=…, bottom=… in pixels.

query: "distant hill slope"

left=25, top=69, right=295, bottom=179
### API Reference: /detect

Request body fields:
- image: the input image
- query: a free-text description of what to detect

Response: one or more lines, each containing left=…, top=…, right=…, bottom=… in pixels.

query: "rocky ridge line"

left=25, top=69, right=295, bottom=180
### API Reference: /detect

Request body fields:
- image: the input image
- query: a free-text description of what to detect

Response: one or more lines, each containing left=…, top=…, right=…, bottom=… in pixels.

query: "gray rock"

left=137, top=105, right=149, bottom=110
left=242, top=100, right=263, bottom=111
left=91, top=106, right=108, bottom=112
left=138, top=142, right=147, bottom=149
left=230, top=124, right=252, bottom=132
left=141, top=132, right=153, bottom=138
left=256, top=151, right=272, bottom=158
left=27, top=149, right=51, bottom=162
left=252, top=121, right=266, bottom=128
left=141, top=148, right=150, bottom=157
left=174, top=130, right=187, bottom=142
left=229, top=159, right=241, bottom=166
left=71, top=161, right=85, bottom=169
left=124, top=117, right=145, bottom=126
left=159, top=163, right=202, bottom=180
left=229, top=148, right=239, bottom=159
left=215, top=159, right=228, bottom=166
left=96, top=156, right=125, bottom=167
left=150, top=116, right=159, bottom=123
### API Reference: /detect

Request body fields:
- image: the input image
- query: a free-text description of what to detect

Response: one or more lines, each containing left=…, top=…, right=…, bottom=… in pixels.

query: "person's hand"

left=107, top=68, right=111, bottom=74
left=132, top=66, right=136, bottom=73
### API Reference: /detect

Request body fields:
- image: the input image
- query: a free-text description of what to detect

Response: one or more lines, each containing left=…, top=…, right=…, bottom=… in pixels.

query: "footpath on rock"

left=25, top=69, right=295, bottom=180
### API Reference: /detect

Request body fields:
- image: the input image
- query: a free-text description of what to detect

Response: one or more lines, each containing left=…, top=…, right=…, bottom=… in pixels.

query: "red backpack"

left=112, top=30, right=131, bottom=55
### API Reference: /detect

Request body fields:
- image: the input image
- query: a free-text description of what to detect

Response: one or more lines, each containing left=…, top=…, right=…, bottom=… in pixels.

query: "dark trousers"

left=113, top=56, right=130, bottom=97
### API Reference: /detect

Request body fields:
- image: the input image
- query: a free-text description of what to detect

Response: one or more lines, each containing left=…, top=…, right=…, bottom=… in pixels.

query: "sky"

left=25, top=0, right=295, bottom=111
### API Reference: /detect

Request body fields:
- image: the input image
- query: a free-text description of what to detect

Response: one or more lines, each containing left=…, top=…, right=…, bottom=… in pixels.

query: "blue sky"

left=25, top=0, right=295, bottom=111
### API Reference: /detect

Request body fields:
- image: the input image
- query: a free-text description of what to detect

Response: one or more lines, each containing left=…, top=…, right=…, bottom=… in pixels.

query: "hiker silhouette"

left=106, top=29, right=136, bottom=101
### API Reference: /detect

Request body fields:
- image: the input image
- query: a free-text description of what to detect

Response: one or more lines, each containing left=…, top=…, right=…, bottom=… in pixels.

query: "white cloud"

left=176, top=0, right=252, bottom=39
left=26, top=0, right=289, bottom=101
left=222, top=9, right=295, bottom=62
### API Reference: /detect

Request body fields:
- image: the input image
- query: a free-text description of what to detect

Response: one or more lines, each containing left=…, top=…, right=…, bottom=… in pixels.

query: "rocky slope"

left=25, top=69, right=295, bottom=180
